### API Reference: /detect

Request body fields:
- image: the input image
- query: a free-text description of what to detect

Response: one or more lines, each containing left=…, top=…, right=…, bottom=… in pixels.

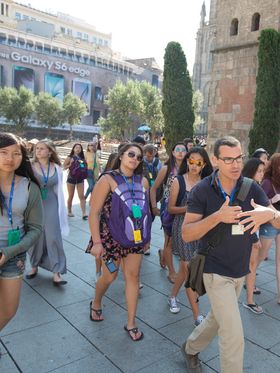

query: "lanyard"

left=146, top=161, right=154, bottom=175
left=122, top=174, right=135, bottom=203
left=38, top=161, right=50, bottom=187
left=216, top=176, right=237, bottom=204
left=3, top=174, right=16, bottom=227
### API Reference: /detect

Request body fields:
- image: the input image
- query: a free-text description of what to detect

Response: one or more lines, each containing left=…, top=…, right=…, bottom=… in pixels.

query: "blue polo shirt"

left=187, top=171, right=269, bottom=278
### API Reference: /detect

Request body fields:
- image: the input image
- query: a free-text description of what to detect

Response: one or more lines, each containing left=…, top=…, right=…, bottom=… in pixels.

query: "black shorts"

left=67, top=176, right=84, bottom=185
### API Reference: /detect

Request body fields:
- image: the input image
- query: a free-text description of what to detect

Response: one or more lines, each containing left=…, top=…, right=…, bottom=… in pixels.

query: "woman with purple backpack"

left=88, top=143, right=151, bottom=341
left=63, top=143, right=88, bottom=220
left=150, top=142, right=187, bottom=284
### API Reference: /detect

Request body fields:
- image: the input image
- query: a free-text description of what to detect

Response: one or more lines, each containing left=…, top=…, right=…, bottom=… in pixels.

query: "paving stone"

left=1, top=319, right=94, bottom=373
left=0, top=282, right=61, bottom=337
left=207, top=339, right=280, bottom=372
left=48, top=353, right=121, bottom=372
left=240, top=307, right=280, bottom=349
left=0, top=347, right=20, bottom=372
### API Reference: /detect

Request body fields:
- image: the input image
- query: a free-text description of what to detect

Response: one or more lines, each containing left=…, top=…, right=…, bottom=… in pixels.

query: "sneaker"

left=181, top=341, right=202, bottom=372
left=194, top=315, right=205, bottom=326
left=242, top=302, right=263, bottom=314
left=139, top=283, right=144, bottom=289
left=168, top=296, right=180, bottom=313
left=144, top=249, right=150, bottom=256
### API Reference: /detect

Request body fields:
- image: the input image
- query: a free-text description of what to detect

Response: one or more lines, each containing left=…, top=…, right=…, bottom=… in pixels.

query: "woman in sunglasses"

left=150, top=142, right=187, bottom=284
left=88, top=143, right=151, bottom=341
left=167, top=147, right=213, bottom=324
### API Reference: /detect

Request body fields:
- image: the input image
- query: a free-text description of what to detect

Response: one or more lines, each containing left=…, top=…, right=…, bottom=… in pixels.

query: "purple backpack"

left=106, top=171, right=152, bottom=248
left=69, top=156, right=88, bottom=180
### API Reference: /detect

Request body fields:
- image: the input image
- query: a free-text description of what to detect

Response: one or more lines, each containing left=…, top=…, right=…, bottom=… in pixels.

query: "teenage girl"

left=0, top=133, right=43, bottom=336
left=26, top=141, right=69, bottom=285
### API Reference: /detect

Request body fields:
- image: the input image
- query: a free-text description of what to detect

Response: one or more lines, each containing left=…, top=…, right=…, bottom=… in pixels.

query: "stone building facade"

left=194, top=0, right=280, bottom=152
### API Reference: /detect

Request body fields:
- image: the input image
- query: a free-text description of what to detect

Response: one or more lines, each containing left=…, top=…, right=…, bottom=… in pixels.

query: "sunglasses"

left=188, top=158, right=204, bottom=167
left=126, top=151, right=143, bottom=162
left=174, top=147, right=187, bottom=153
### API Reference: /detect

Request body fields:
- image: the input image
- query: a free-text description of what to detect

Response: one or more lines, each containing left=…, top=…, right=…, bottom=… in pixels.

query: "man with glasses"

left=181, top=136, right=280, bottom=373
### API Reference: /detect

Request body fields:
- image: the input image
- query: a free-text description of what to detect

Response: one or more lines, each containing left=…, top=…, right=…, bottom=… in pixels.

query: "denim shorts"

left=259, top=223, right=280, bottom=239
left=0, top=252, right=26, bottom=279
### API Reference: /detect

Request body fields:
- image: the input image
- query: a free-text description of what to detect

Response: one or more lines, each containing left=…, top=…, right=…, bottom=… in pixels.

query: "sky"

left=19, top=0, right=211, bottom=73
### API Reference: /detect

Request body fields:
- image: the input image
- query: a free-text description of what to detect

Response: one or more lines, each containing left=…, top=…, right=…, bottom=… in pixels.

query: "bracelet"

left=273, top=210, right=280, bottom=220
left=93, top=241, right=102, bottom=245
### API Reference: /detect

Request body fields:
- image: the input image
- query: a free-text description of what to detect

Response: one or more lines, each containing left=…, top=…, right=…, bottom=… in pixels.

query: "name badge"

left=232, top=224, right=244, bottom=235
left=133, top=229, right=142, bottom=243
left=8, top=228, right=21, bottom=246
left=150, top=179, right=155, bottom=186
left=131, top=204, right=142, bottom=219
left=41, top=187, right=48, bottom=200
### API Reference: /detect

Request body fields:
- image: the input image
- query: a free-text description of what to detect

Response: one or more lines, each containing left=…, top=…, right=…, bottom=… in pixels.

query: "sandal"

left=124, top=325, right=144, bottom=341
left=242, top=302, right=263, bottom=314
left=243, top=284, right=261, bottom=295
left=158, top=249, right=166, bottom=269
left=89, top=301, right=104, bottom=322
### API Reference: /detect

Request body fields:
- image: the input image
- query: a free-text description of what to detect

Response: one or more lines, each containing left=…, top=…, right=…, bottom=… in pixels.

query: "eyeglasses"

left=218, top=155, right=245, bottom=164
left=126, top=151, right=143, bottom=162
left=174, top=147, right=187, bottom=153
left=188, top=158, right=204, bottom=167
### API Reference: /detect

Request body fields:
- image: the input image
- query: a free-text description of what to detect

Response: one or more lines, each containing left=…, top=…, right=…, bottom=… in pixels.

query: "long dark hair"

left=242, top=158, right=265, bottom=180
left=69, top=143, right=85, bottom=159
left=34, top=140, right=61, bottom=166
left=0, top=132, right=40, bottom=215
left=104, top=152, right=118, bottom=172
left=178, top=146, right=213, bottom=178
left=112, top=143, right=143, bottom=175
left=263, top=153, right=280, bottom=189
left=164, top=142, right=186, bottom=183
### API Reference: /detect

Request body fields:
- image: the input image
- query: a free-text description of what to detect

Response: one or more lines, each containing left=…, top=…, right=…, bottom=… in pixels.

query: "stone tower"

left=206, top=0, right=280, bottom=152
left=192, top=1, right=216, bottom=135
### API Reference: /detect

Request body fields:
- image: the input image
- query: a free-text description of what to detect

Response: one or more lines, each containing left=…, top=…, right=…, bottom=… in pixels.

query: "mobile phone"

left=105, top=259, right=118, bottom=273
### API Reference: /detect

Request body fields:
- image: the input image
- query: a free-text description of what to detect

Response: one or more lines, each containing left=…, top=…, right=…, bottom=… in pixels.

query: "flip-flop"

left=158, top=249, right=166, bottom=269
left=90, top=301, right=104, bottom=322
left=124, top=325, right=144, bottom=341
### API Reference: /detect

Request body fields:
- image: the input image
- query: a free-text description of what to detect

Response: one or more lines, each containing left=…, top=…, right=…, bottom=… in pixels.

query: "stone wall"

left=207, top=0, right=280, bottom=153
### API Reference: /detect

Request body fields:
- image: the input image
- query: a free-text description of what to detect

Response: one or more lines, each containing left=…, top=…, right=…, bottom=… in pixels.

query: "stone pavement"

left=1, top=193, right=280, bottom=372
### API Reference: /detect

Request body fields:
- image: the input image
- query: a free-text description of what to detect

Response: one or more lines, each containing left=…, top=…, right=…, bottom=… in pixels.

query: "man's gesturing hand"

left=218, top=196, right=242, bottom=224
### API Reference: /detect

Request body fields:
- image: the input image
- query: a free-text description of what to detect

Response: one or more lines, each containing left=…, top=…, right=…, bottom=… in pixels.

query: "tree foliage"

left=249, top=29, right=280, bottom=155
left=62, top=92, right=87, bottom=139
left=99, top=80, right=163, bottom=140
left=193, top=90, right=204, bottom=132
left=35, top=92, right=63, bottom=136
left=0, top=86, right=35, bottom=132
left=162, top=41, right=194, bottom=153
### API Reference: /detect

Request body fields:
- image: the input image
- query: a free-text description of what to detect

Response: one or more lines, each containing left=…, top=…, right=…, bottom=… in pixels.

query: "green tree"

left=162, top=41, right=194, bottom=153
left=99, top=80, right=142, bottom=139
left=0, top=86, right=35, bottom=133
left=138, top=81, right=164, bottom=135
left=35, top=92, right=63, bottom=137
left=193, top=90, right=204, bottom=133
left=62, top=92, right=87, bottom=139
left=249, top=29, right=280, bottom=155
left=99, top=80, right=163, bottom=140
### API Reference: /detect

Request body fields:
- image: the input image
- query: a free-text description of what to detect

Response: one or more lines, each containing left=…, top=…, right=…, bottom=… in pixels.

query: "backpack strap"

left=236, top=177, right=253, bottom=202
left=176, top=175, right=186, bottom=206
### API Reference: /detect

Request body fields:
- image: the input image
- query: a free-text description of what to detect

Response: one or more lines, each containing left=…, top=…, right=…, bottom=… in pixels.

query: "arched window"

left=251, top=13, right=260, bottom=31
left=230, top=18, right=239, bottom=36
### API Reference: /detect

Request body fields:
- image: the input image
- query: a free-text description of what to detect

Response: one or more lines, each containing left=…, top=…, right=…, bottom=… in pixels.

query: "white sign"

left=9, top=51, right=90, bottom=77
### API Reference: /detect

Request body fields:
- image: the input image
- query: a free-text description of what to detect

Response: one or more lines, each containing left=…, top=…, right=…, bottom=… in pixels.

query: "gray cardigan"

left=1, top=180, right=44, bottom=262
